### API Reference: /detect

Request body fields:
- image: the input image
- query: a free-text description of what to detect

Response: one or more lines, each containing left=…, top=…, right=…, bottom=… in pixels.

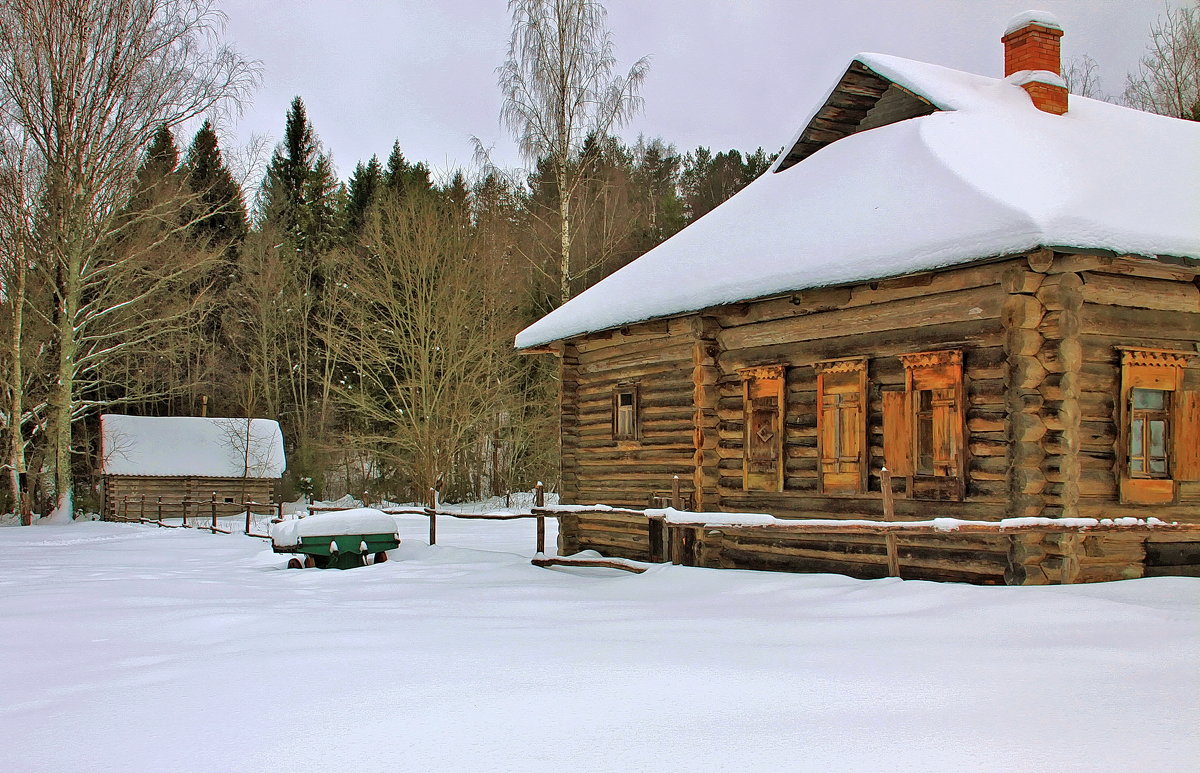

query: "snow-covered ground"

left=0, top=515, right=1197, bottom=772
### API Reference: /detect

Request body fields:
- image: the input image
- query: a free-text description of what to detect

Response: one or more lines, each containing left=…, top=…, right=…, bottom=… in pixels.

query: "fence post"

left=881, top=467, right=900, bottom=578
left=534, top=482, right=546, bottom=554
left=244, top=501, right=252, bottom=535
left=427, top=488, right=437, bottom=546
left=648, top=515, right=666, bottom=563
left=157, top=497, right=163, bottom=527
left=210, top=492, right=218, bottom=533
left=671, top=475, right=682, bottom=510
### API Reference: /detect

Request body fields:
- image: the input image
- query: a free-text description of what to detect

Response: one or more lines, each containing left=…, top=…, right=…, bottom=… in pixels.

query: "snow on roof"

left=1004, top=10, right=1062, bottom=37
left=515, top=53, right=1200, bottom=349
left=101, top=415, right=286, bottom=478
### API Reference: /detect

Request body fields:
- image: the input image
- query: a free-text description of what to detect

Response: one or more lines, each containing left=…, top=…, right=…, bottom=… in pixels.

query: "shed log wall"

left=103, top=476, right=276, bottom=520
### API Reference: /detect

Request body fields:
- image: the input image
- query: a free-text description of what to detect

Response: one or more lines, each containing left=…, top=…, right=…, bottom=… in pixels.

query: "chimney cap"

left=1004, top=10, right=1063, bottom=37
left=1007, top=70, right=1067, bottom=90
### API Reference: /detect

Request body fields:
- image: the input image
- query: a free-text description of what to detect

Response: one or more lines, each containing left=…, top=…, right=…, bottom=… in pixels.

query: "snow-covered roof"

left=515, top=52, right=1200, bottom=349
left=100, top=415, right=286, bottom=478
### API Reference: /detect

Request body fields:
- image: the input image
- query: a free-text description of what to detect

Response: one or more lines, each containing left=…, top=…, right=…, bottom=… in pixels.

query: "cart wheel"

left=303, top=555, right=316, bottom=568
left=287, top=558, right=303, bottom=570
left=373, top=551, right=389, bottom=564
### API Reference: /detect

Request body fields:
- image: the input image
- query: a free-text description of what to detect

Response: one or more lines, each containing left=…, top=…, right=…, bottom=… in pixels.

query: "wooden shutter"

left=740, top=365, right=785, bottom=492
left=1175, top=390, right=1200, bottom=481
left=930, top=387, right=959, bottom=476
left=815, top=359, right=867, bottom=494
left=882, top=390, right=912, bottom=476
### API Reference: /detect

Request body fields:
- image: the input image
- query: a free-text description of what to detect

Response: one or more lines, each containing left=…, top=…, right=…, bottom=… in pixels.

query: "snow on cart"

left=270, top=508, right=400, bottom=569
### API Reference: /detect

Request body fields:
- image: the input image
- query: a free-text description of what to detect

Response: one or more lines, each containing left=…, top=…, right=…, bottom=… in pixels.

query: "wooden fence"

left=550, top=507, right=1200, bottom=585
left=308, top=483, right=555, bottom=553
left=110, top=493, right=281, bottom=538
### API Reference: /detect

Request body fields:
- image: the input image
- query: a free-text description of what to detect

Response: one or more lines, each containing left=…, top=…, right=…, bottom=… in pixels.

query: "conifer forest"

left=0, top=0, right=776, bottom=517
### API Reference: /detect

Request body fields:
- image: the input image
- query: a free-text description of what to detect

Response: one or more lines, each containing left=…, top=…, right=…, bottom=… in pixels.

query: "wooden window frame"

left=739, top=365, right=785, bottom=492
left=898, top=350, right=966, bottom=501
left=612, top=382, right=640, bottom=443
left=813, top=358, right=868, bottom=495
left=1117, top=347, right=1197, bottom=504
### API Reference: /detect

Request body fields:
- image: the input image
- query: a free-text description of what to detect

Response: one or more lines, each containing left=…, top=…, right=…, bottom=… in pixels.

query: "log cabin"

left=100, top=414, right=286, bottom=520
left=516, top=12, right=1200, bottom=573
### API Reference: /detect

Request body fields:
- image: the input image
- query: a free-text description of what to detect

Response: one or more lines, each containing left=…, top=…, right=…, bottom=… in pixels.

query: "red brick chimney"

left=1001, top=11, right=1067, bottom=115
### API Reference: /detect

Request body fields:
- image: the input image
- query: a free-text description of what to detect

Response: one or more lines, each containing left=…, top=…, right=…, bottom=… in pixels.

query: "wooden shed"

left=516, top=14, right=1200, bottom=578
left=100, top=414, right=286, bottom=520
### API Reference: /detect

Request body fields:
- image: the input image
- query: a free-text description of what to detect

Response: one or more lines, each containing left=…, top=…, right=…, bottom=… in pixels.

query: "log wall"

left=556, top=250, right=1200, bottom=531
left=563, top=318, right=697, bottom=508
left=103, top=476, right=276, bottom=520
left=1072, top=255, right=1200, bottom=522
left=703, top=259, right=1009, bottom=519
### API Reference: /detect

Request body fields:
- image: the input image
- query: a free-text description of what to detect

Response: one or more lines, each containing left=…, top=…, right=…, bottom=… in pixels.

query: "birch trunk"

left=6, top=239, right=27, bottom=524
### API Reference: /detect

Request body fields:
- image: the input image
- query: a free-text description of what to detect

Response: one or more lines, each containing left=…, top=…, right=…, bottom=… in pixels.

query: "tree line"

left=0, top=0, right=774, bottom=517
left=1, top=0, right=1196, bottom=520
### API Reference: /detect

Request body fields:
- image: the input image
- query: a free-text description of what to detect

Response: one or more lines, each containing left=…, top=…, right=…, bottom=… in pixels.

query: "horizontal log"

left=718, top=319, right=1004, bottom=372
left=1080, top=303, right=1200, bottom=339
left=1081, top=272, right=1200, bottom=312
left=718, top=285, right=1002, bottom=351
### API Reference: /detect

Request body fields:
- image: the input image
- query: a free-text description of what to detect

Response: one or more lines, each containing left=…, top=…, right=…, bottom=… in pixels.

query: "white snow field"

left=1, top=516, right=1197, bottom=772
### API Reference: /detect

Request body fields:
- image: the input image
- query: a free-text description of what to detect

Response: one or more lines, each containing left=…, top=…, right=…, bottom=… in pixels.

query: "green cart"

left=270, top=508, right=401, bottom=569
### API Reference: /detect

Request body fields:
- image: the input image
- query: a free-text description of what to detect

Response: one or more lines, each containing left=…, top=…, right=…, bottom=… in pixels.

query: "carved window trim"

left=813, top=357, right=868, bottom=494
left=1116, top=347, right=1198, bottom=504
left=739, top=365, right=785, bottom=492
left=898, top=349, right=965, bottom=501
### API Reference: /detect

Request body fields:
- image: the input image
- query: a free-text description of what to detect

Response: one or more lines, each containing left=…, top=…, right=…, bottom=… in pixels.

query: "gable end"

left=775, top=61, right=937, bottom=173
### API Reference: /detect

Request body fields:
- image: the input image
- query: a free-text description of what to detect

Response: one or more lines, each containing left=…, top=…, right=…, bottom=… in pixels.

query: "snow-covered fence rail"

left=310, top=484, right=557, bottom=553
left=551, top=505, right=1200, bottom=585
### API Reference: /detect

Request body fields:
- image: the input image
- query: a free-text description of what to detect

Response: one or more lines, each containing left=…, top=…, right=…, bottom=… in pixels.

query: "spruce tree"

left=183, top=120, right=248, bottom=257
left=382, top=141, right=433, bottom=198
left=128, top=124, right=182, bottom=213
left=260, top=96, right=320, bottom=243
left=344, top=155, right=382, bottom=235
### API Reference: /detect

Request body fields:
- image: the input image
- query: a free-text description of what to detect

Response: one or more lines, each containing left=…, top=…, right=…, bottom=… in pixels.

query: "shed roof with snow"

left=516, top=43, right=1200, bottom=350
left=100, top=415, right=286, bottom=479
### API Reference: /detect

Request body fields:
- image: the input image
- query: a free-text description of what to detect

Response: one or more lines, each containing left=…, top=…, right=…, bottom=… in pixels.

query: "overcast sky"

left=217, top=0, right=1183, bottom=183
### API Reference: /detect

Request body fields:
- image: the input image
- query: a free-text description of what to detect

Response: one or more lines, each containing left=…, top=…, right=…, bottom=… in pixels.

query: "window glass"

left=1133, top=388, right=1166, bottom=410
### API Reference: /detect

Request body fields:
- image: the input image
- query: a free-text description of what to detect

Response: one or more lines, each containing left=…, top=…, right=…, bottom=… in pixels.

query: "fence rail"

left=111, top=483, right=558, bottom=553
left=307, top=483, right=554, bottom=553
left=111, top=493, right=282, bottom=538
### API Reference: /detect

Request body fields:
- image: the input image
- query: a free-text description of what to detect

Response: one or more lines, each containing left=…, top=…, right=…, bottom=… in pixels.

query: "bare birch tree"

left=1063, top=54, right=1104, bottom=99
left=0, top=0, right=257, bottom=518
left=1123, top=2, right=1200, bottom=119
left=0, top=133, right=40, bottom=522
left=499, top=0, right=648, bottom=304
